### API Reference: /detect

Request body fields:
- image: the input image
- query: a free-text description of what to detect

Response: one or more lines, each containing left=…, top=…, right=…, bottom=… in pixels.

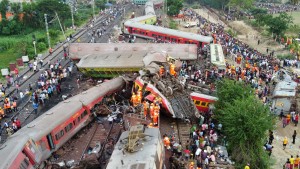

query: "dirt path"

left=229, top=20, right=288, bottom=56
left=271, top=119, right=300, bottom=169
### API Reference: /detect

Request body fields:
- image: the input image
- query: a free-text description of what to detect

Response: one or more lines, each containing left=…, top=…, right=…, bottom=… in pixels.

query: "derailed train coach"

left=0, top=77, right=126, bottom=169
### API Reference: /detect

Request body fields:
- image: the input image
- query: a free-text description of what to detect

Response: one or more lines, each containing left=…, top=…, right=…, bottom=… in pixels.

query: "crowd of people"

left=160, top=6, right=300, bottom=169
left=256, top=2, right=300, bottom=14
left=0, top=55, right=74, bottom=139
left=167, top=113, right=227, bottom=169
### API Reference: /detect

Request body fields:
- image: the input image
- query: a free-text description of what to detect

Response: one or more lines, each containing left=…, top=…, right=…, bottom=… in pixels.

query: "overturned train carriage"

left=0, top=77, right=126, bottom=169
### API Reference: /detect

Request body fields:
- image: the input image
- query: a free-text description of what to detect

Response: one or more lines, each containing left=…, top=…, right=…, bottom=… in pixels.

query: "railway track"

left=174, top=119, right=191, bottom=145
left=49, top=120, right=123, bottom=168
left=0, top=6, right=128, bottom=143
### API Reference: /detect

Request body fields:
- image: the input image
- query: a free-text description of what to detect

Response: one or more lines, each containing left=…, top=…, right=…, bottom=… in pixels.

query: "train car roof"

left=190, top=92, right=218, bottom=101
left=0, top=135, right=30, bottom=169
left=124, top=20, right=213, bottom=43
left=129, top=15, right=156, bottom=23
left=210, top=44, right=226, bottom=69
left=15, top=99, right=84, bottom=140
left=70, top=77, right=125, bottom=109
left=106, top=127, right=162, bottom=169
left=69, top=43, right=197, bottom=61
left=145, top=7, right=155, bottom=16
left=77, top=51, right=145, bottom=68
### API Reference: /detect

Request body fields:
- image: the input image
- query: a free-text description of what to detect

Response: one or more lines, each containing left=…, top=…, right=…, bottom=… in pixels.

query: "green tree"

left=22, top=2, right=39, bottom=29
left=215, top=79, right=273, bottom=169
left=265, top=12, right=293, bottom=36
left=215, top=79, right=253, bottom=116
left=200, top=0, right=229, bottom=9
left=255, top=13, right=272, bottom=26
left=289, top=41, right=300, bottom=59
left=36, top=0, right=71, bottom=27
left=250, top=8, right=267, bottom=16
left=291, top=0, right=300, bottom=5
left=167, top=0, right=183, bottom=16
left=95, top=0, right=105, bottom=9
left=228, top=0, right=254, bottom=10
left=0, top=0, right=9, bottom=20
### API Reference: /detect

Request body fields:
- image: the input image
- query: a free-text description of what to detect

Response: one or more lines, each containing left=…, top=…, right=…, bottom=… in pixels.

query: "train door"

left=23, top=139, right=43, bottom=165
left=129, top=27, right=133, bottom=34
left=46, top=134, right=55, bottom=150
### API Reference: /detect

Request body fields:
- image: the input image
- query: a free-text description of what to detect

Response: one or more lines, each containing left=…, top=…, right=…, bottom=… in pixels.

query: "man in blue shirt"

left=33, top=102, right=39, bottom=114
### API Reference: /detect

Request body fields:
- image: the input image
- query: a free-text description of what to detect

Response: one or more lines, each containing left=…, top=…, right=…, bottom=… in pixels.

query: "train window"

left=19, top=158, right=29, bottom=169
left=55, top=130, right=64, bottom=141
left=65, top=123, right=73, bottom=133
left=81, top=111, right=88, bottom=119
left=40, top=141, right=47, bottom=151
left=78, top=116, right=81, bottom=123
left=201, top=102, right=207, bottom=107
left=195, top=100, right=200, bottom=105
left=73, top=120, right=76, bottom=126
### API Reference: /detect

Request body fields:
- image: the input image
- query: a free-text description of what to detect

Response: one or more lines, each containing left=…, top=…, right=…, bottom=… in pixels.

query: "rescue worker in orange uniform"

left=159, top=66, right=165, bottom=77
left=189, top=162, right=195, bottom=169
left=163, top=135, right=171, bottom=149
left=131, top=93, right=138, bottom=107
left=153, top=104, right=160, bottom=125
left=153, top=109, right=159, bottom=126
left=12, top=100, right=17, bottom=112
left=137, top=90, right=142, bottom=98
left=137, top=91, right=142, bottom=105
left=150, top=103, right=154, bottom=118
left=170, top=63, right=176, bottom=76
left=143, top=101, right=149, bottom=118
left=236, top=55, right=242, bottom=64
left=0, top=107, right=4, bottom=119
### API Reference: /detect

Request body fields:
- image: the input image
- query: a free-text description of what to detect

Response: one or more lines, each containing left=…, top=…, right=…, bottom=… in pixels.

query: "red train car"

left=134, top=77, right=177, bottom=117
left=190, top=92, right=218, bottom=113
left=0, top=77, right=125, bottom=169
left=124, top=19, right=213, bottom=47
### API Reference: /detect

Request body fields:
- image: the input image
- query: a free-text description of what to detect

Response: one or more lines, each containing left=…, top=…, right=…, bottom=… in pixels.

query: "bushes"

left=0, top=38, right=16, bottom=50
left=226, top=29, right=237, bottom=37
left=37, top=42, right=47, bottom=52
left=49, top=29, right=61, bottom=39
left=276, top=53, right=296, bottom=60
left=169, top=20, right=178, bottom=30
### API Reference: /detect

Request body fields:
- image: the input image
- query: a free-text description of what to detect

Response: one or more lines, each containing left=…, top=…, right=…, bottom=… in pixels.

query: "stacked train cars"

left=0, top=77, right=125, bottom=169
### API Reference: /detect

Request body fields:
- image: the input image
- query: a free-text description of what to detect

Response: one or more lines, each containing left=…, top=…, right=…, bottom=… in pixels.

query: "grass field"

left=0, top=29, right=75, bottom=70
left=274, top=11, right=300, bottom=25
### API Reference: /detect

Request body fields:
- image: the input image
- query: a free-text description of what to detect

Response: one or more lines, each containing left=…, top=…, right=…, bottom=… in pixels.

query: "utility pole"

left=55, top=12, right=66, bottom=40
left=44, top=14, right=51, bottom=49
left=92, top=0, right=96, bottom=20
left=70, top=3, right=75, bottom=29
